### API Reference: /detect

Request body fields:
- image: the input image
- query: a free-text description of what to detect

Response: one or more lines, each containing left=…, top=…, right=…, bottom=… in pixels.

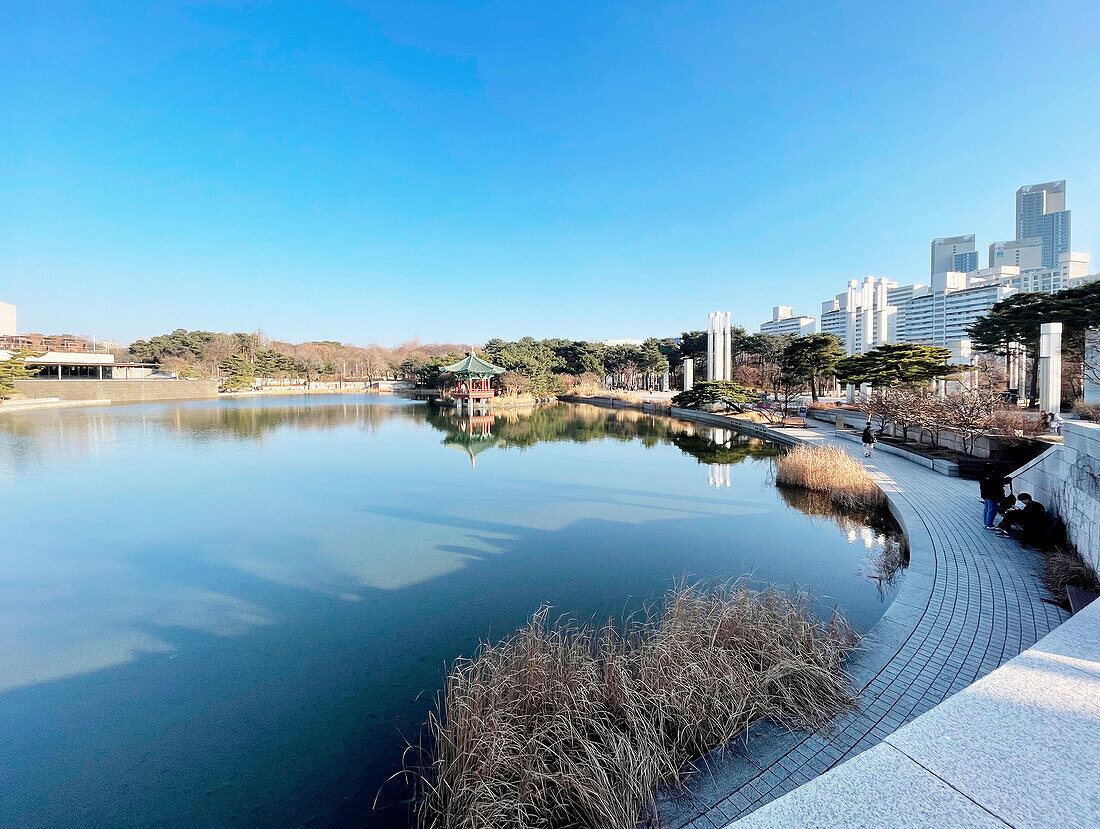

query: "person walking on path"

left=979, top=468, right=1011, bottom=529
left=861, top=422, right=876, bottom=457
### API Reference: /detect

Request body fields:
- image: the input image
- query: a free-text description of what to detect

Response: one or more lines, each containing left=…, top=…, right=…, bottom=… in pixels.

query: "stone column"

left=723, top=312, right=733, bottom=382
left=715, top=311, right=722, bottom=381
left=1085, top=329, right=1100, bottom=404
left=682, top=358, right=694, bottom=391
left=1007, top=342, right=1021, bottom=393
left=1039, top=322, right=1063, bottom=415
left=661, top=370, right=669, bottom=392
left=706, top=313, right=715, bottom=381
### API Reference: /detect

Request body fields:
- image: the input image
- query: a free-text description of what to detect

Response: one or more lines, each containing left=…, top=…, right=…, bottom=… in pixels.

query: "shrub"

left=774, top=444, right=886, bottom=512
left=414, top=583, right=855, bottom=829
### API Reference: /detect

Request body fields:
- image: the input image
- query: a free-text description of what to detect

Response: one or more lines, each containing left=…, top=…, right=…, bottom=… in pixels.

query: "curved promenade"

left=653, top=410, right=1069, bottom=829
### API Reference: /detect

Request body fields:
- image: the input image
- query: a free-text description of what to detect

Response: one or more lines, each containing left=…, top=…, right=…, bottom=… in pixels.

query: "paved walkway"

left=660, top=414, right=1070, bottom=829
left=729, top=594, right=1100, bottom=828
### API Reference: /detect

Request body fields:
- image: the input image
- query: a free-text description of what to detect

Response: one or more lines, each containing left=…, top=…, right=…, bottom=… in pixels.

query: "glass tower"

left=1016, top=181, right=1071, bottom=269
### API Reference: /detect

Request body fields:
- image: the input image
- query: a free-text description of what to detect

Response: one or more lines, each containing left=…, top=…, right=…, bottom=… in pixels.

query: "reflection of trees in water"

left=668, top=429, right=780, bottom=466
left=776, top=486, right=909, bottom=598
left=159, top=399, right=426, bottom=441
left=424, top=403, right=780, bottom=470
left=0, top=398, right=428, bottom=471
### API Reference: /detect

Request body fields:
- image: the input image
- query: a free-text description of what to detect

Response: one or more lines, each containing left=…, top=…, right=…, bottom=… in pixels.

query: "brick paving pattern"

left=666, top=418, right=1069, bottom=829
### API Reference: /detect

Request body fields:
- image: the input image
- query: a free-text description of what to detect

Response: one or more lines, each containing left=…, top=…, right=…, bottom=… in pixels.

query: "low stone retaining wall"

left=14, top=379, right=219, bottom=403
left=1010, top=420, right=1100, bottom=571
left=806, top=408, right=1000, bottom=458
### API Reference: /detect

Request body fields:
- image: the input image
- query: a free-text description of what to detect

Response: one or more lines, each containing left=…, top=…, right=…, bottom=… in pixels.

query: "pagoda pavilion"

left=441, top=351, right=505, bottom=412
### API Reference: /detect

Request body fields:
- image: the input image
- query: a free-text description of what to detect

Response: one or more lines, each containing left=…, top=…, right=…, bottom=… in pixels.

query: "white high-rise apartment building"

left=0, top=301, right=15, bottom=337
left=819, top=276, right=896, bottom=356
left=900, top=271, right=1015, bottom=347
left=930, top=235, right=978, bottom=276
left=759, top=306, right=816, bottom=336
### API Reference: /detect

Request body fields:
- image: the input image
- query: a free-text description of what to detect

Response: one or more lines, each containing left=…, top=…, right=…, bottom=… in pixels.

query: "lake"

left=0, top=396, right=903, bottom=827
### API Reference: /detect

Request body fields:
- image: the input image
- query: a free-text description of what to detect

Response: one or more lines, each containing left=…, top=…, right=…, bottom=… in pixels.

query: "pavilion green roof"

left=442, top=351, right=505, bottom=377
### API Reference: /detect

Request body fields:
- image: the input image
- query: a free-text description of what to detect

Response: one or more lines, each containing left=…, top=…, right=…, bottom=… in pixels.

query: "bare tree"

left=974, top=354, right=1006, bottom=395
left=942, top=389, right=997, bottom=456
left=912, top=390, right=949, bottom=449
left=859, top=390, right=893, bottom=435
left=887, top=385, right=922, bottom=442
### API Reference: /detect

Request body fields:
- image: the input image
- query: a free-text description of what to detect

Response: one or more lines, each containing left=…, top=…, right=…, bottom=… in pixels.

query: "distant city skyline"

left=4, top=2, right=1099, bottom=346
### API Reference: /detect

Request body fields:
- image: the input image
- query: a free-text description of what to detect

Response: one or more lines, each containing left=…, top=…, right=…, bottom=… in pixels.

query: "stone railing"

left=1010, top=420, right=1100, bottom=570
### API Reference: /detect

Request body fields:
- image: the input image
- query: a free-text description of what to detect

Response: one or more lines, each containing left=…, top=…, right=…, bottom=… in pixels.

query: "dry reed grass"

left=774, top=444, right=887, bottom=512
left=413, top=582, right=856, bottom=829
left=1038, top=545, right=1100, bottom=605
left=729, top=410, right=769, bottom=424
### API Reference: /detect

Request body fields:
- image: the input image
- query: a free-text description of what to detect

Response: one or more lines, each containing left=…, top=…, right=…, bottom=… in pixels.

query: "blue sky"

left=4, top=1, right=1099, bottom=346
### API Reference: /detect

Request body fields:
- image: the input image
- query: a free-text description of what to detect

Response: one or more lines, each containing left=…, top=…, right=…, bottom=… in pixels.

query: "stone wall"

left=808, top=408, right=999, bottom=458
left=1010, top=420, right=1100, bottom=571
left=14, top=379, right=219, bottom=403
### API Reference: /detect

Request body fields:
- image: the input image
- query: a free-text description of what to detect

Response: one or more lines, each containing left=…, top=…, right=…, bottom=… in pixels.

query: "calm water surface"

left=0, top=396, right=903, bottom=827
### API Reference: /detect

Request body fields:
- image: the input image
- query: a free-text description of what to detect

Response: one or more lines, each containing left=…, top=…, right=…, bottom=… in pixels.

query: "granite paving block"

left=885, top=649, right=1100, bottom=829
left=726, top=744, right=1006, bottom=829
left=1028, top=597, right=1100, bottom=674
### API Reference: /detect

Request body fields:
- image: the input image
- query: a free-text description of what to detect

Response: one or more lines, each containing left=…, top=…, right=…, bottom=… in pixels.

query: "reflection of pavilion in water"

left=442, top=413, right=503, bottom=467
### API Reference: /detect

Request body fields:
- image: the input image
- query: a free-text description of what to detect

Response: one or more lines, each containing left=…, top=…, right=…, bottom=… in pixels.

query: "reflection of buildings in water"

left=706, top=464, right=732, bottom=487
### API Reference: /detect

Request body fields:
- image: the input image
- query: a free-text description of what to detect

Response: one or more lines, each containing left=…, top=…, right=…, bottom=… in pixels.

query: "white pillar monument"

left=1007, top=342, right=1025, bottom=395
left=1039, top=322, right=1063, bottom=415
left=723, top=311, right=733, bottom=381
left=682, top=358, right=694, bottom=391
left=706, top=311, right=732, bottom=382
left=706, top=313, right=715, bottom=381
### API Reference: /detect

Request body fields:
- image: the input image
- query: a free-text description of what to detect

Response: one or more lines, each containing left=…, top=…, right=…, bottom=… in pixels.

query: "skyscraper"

left=1016, top=181, right=1071, bottom=269
left=930, top=235, right=977, bottom=276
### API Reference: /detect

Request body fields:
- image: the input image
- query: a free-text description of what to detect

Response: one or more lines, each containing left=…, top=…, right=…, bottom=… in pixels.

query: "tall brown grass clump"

left=414, top=582, right=856, bottom=829
left=1038, top=545, right=1100, bottom=605
left=774, top=444, right=887, bottom=512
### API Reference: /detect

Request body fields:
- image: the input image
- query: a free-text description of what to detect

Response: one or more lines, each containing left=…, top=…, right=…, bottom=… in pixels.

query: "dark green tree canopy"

left=672, top=381, right=757, bottom=411
left=0, top=349, right=40, bottom=398
left=969, top=281, right=1100, bottom=358
left=836, top=343, right=959, bottom=387
left=780, top=334, right=845, bottom=401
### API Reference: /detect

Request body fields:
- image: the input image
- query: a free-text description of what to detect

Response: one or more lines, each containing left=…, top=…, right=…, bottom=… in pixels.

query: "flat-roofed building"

left=931, top=235, right=977, bottom=276
left=760, top=306, right=815, bottom=336
left=1016, top=180, right=1071, bottom=269
left=989, top=238, right=1043, bottom=271
left=0, top=301, right=15, bottom=337
left=897, top=271, right=1015, bottom=347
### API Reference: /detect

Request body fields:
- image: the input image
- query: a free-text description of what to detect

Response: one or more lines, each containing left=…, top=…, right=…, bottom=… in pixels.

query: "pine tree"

left=0, top=350, right=39, bottom=399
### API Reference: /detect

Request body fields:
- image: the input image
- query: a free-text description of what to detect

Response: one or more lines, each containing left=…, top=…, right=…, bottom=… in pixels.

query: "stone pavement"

left=662, top=415, right=1070, bottom=829
left=729, top=594, right=1100, bottom=828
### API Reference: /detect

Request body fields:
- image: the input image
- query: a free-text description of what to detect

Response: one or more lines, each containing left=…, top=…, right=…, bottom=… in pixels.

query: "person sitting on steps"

left=997, top=493, right=1046, bottom=542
